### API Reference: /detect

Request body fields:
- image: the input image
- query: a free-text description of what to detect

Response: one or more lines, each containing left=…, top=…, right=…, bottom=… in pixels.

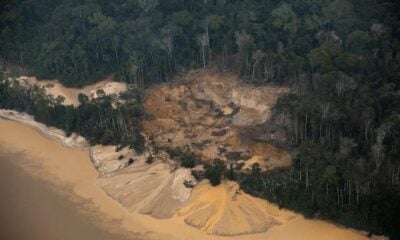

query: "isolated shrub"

left=181, top=154, right=197, bottom=168
left=205, top=159, right=226, bottom=186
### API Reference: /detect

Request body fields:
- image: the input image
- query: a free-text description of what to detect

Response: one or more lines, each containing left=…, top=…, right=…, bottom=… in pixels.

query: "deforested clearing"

left=14, top=76, right=127, bottom=106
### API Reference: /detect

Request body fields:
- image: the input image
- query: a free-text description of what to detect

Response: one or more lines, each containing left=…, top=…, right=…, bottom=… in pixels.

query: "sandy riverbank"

left=0, top=109, right=87, bottom=148
left=0, top=118, right=384, bottom=240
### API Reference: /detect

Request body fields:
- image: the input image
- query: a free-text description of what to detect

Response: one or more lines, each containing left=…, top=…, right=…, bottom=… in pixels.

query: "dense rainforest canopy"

left=1, top=0, right=398, bottom=87
left=1, top=0, right=400, bottom=239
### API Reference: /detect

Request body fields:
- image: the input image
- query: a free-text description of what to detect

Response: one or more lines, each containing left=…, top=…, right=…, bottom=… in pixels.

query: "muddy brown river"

left=0, top=149, right=137, bottom=240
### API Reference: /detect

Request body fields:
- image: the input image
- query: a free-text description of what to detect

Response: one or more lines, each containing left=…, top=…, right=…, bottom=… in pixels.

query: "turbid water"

left=0, top=149, right=137, bottom=240
left=0, top=118, right=382, bottom=240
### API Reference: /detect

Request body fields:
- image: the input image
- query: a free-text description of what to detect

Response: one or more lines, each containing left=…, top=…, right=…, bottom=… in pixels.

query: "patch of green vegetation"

left=204, top=159, right=226, bottom=186
left=164, top=147, right=199, bottom=168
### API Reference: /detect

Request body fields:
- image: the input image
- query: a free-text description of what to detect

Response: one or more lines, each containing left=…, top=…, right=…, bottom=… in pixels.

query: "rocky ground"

left=142, top=70, right=291, bottom=171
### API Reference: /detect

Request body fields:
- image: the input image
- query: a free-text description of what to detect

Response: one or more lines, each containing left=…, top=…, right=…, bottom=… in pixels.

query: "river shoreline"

left=0, top=109, right=87, bottom=148
left=0, top=116, right=386, bottom=240
left=0, top=149, right=136, bottom=240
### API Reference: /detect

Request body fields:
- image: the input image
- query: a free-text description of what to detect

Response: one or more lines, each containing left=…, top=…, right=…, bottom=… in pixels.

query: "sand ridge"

left=178, top=180, right=294, bottom=236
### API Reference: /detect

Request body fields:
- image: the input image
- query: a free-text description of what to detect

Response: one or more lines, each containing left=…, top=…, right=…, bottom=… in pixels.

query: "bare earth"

left=143, top=70, right=291, bottom=171
left=0, top=118, right=382, bottom=240
left=14, top=76, right=127, bottom=106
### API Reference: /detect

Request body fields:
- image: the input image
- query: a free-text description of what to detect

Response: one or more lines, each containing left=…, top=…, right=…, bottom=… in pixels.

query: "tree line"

left=0, top=79, right=145, bottom=152
left=239, top=142, right=400, bottom=239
